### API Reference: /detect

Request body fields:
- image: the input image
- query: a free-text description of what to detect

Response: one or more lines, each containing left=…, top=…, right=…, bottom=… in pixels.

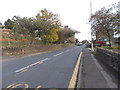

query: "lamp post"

left=90, top=0, right=94, bottom=51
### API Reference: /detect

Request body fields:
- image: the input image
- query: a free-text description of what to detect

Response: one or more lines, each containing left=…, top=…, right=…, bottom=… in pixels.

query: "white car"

left=77, top=42, right=83, bottom=46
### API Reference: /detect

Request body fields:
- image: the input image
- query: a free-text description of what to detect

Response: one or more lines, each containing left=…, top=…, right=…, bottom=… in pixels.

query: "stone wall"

left=95, top=48, right=120, bottom=74
left=2, top=44, right=73, bottom=56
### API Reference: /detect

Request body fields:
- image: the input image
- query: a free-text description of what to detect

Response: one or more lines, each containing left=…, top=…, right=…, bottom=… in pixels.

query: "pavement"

left=77, top=48, right=118, bottom=88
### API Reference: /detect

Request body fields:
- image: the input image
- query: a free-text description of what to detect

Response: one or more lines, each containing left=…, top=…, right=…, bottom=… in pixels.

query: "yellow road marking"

left=68, top=52, right=83, bottom=88
left=49, top=89, right=59, bottom=90
left=23, top=84, right=29, bottom=88
left=11, top=83, right=29, bottom=88
left=2, top=83, right=14, bottom=90
left=7, top=83, right=15, bottom=88
left=4, top=83, right=29, bottom=90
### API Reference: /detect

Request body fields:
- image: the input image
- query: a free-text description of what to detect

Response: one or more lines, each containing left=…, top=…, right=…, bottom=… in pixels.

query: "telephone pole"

left=90, top=0, right=94, bottom=51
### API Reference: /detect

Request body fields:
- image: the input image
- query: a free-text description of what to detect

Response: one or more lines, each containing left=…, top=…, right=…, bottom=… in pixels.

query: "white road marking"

left=65, top=50, right=70, bottom=52
left=9, top=56, right=14, bottom=57
left=15, top=58, right=49, bottom=73
left=41, top=58, right=49, bottom=62
left=53, top=52, right=64, bottom=57
left=38, top=62, right=43, bottom=64
left=15, top=69, right=28, bottom=75
left=15, top=66, right=30, bottom=73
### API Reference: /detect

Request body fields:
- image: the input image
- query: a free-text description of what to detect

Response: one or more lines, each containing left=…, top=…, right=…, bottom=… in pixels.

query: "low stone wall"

left=2, top=44, right=73, bottom=56
left=95, top=48, right=120, bottom=74
left=2, top=47, right=22, bottom=55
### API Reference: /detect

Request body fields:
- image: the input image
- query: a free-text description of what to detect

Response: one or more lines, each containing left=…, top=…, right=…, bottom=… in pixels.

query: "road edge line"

left=68, top=52, right=83, bottom=88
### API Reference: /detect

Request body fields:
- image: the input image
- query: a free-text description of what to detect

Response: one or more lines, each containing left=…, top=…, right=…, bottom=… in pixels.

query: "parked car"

left=76, top=42, right=83, bottom=46
left=96, top=41, right=105, bottom=47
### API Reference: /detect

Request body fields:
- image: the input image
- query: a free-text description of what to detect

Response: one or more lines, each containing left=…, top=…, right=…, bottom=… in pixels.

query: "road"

left=2, top=45, right=85, bottom=88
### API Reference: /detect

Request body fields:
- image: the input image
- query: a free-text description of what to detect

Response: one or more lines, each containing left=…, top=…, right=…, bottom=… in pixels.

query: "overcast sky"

left=0, top=0, right=119, bottom=41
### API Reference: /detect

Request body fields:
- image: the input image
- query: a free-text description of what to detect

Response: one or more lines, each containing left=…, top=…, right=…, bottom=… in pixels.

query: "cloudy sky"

left=0, top=0, right=119, bottom=41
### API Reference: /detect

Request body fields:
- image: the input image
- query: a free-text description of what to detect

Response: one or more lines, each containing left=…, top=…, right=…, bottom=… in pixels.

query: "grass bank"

left=96, top=46, right=120, bottom=53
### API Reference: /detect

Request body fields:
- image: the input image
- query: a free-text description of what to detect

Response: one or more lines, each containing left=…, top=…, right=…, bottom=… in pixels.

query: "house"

left=114, top=37, right=120, bottom=46
left=95, top=28, right=115, bottom=46
left=95, top=29, right=120, bottom=46
left=0, top=29, right=11, bottom=37
left=63, top=26, right=76, bottom=43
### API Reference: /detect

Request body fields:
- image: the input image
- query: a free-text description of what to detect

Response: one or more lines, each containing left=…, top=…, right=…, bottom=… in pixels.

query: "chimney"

left=64, top=26, right=68, bottom=29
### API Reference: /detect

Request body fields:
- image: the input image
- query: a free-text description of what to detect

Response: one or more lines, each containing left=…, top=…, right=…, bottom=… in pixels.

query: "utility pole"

left=90, top=0, right=94, bottom=51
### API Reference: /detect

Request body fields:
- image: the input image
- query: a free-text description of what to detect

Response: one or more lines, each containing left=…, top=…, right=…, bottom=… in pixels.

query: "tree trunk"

left=106, top=29, right=111, bottom=47
left=29, top=39, right=34, bottom=45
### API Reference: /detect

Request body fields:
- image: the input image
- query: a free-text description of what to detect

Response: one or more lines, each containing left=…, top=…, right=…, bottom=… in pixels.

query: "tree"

left=5, top=9, right=61, bottom=45
left=12, top=16, right=38, bottom=44
left=36, top=8, right=61, bottom=44
left=0, top=22, right=4, bottom=29
left=57, top=27, right=75, bottom=44
left=90, top=4, right=119, bottom=47
left=4, top=19, right=14, bottom=29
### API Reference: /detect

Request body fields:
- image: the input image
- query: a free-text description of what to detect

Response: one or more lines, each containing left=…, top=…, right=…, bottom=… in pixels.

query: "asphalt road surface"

left=2, top=45, right=85, bottom=88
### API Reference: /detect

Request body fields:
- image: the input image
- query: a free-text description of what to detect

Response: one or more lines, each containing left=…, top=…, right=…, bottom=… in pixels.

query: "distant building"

left=114, top=37, right=120, bottom=46
left=67, top=36, right=76, bottom=43
left=64, top=26, right=69, bottom=29
left=82, top=40, right=88, bottom=44
left=0, top=29, right=11, bottom=37
left=64, top=26, right=76, bottom=43
left=57, top=26, right=76, bottom=43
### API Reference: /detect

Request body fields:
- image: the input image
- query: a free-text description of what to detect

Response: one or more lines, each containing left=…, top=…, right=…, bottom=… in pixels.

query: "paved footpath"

left=77, top=48, right=118, bottom=88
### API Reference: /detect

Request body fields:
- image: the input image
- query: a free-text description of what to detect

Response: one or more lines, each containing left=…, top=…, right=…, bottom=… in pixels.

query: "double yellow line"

left=68, top=52, right=83, bottom=88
